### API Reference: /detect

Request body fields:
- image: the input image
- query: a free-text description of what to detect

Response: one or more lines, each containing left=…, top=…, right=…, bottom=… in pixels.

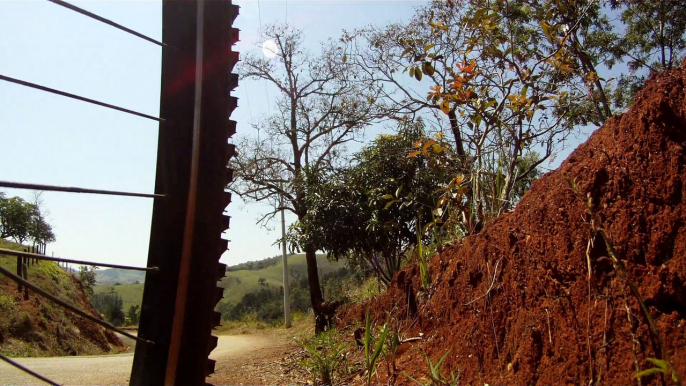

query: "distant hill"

left=218, top=254, right=344, bottom=306
left=95, top=268, right=145, bottom=285
left=0, top=239, right=124, bottom=357
left=93, top=254, right=346, bottom=315
left=93, top=282, right=145, bottom=312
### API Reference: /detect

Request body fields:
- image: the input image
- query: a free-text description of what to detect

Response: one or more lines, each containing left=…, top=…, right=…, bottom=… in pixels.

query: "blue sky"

left=0, top=0, right=427, bottom=269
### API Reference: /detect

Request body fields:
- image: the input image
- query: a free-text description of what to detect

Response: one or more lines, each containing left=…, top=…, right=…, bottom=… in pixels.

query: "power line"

left=257, top=0, right=262, bottom=29
left=244, top=85, right=254, bottom=123
left=244, top=84, right=259, bottom=141
left=264, top=81, right=271, bottom=112
left=257, top=0, right=271, bottom=113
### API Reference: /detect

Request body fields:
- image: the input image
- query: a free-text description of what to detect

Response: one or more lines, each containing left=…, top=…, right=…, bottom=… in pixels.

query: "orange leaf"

left=464, top=60, right=476, bottom=74
left=450, top=79, right=463, bottom=89
left=422, top=139, right=436, bottom=152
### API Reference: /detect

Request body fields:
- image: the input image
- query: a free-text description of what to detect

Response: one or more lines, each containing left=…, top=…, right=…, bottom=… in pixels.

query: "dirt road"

left=0, top=335, right=281, bottom=386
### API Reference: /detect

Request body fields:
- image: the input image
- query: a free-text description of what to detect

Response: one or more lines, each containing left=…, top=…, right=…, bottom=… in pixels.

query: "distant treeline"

left=91, top=289, right=140, bottom=327
left=91, top=290, right=126, bottom=326
left=226, top=255, right=283, bottom=272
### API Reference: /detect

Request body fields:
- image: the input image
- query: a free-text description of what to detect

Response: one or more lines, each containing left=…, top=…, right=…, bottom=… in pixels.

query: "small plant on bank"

left=405, top=349, right=460, bottom=386
left=364, top=311, right=389, bottom=386
left=298, top=329, right=349, bottom=386
left=636, top=358, right=681, bottom=385
left=382, top=322, right=402, bottom=382
left=414, top=221, right=432, bottom=290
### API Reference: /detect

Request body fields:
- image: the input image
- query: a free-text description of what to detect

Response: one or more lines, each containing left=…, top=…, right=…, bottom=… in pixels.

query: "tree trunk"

left=304, top=244, right=326, bottom=333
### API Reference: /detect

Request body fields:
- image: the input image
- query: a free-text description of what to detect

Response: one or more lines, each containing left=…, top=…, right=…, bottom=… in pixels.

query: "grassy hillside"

left=0, top=239, right=124, bottom=357
left=93, top=282, right=145, bottom=312
left=95, top=268, right=145, bottom=285
left=0, top=238, right=25, bottom=272
left=218, top=254, right=345, bottom=305
left=93, top=254, right=346, bottom=314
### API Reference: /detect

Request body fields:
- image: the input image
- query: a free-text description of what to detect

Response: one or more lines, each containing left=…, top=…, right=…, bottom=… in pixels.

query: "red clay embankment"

left=338, top=67, right=686, bottom=385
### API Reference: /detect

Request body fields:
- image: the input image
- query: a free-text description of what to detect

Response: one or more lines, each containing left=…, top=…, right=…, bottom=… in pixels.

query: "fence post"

left=22, top=257, right=29, bottom=300
left=17, top=250, right=26, bottom=293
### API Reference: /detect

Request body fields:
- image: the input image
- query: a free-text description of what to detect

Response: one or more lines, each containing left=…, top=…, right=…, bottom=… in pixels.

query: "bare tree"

left=229, top=24, right=383, bottom=332
left=28, top=191, right=55, bottom=247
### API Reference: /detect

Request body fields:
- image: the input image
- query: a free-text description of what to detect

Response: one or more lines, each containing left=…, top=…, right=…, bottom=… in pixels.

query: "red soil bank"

left=337, top=67, right=686, bottom=385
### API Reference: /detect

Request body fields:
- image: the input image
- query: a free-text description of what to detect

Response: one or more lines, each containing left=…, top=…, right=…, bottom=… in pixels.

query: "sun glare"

left=262, top=39, right=278, bottom=59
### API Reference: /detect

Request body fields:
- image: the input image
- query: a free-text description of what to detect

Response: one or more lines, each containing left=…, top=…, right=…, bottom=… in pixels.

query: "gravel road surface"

left=0, top=335, right=275, bottom=386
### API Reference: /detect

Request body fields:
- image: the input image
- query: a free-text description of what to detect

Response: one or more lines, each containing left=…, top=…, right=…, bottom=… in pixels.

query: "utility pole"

left=281, top=190, right=291, bottom=328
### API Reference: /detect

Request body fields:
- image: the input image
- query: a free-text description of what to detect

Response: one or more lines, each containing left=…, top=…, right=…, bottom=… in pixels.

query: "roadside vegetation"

left=217, top=267, right=386, bottom=333
left=0, top=240, right=123, bottom=357
left=93, top=254, right=379, bottom=328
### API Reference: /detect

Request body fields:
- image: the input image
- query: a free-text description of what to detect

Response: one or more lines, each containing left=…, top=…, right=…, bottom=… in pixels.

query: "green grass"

left=94, top=254, right=346, bottom=314
left=218, top=254, right=344, bottom=305
left=93, top=282, right=145, bottom=312
left=0, top=238, right=27, bottom=272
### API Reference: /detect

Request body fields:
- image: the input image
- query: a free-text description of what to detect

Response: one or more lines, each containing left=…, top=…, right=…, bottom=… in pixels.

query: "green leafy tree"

left=0, top=192, right=55, bottom=245
left=292, top=118, right=541, bottom=285
left=91, top=289, right=125, bottom=326
left=607, top=0, right=686, bottom=108
left=28, top=215, right=55, bottom=245
left=290, top=120, right=448, bottom=284
left=79, top=266, right=98, bottom=296
left=0, top=197, right=36, bottom=244
left=127, top=304, right=141, bottom=325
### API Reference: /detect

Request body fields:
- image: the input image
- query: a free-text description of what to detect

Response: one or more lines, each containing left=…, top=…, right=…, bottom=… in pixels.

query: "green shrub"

left=348, top=277, right=385, bottom=304
left=10, top=312, right=35, bottom=339
left=0, top=295, right=16, bottom=313
left=37, top=261, right=65, bottom=282
left=299, top=330, right=350, bottom=386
